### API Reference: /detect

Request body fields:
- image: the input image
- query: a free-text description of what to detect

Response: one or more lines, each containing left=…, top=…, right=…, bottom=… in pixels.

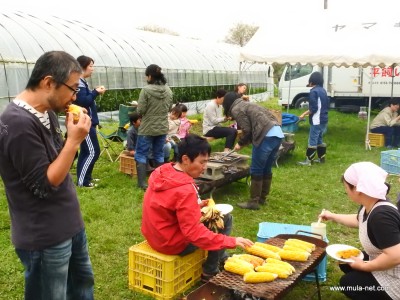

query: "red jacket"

left=141, top=163, right=236, bottom=254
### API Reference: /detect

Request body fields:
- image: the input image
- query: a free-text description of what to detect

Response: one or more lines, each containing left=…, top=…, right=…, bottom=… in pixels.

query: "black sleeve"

left=367, top=205, right=400, bottom=249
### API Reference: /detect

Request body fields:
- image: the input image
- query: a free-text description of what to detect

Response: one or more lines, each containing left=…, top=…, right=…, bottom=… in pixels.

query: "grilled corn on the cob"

left=254, top=242, right=282, bottom=253
left=246, top=245, right=281, bottom=260
left=233, top=254, right=265, bottom=268
left=283, top=244, right=312, bottom=253
left=224, top=259, right=254, bottom=275
left=265, top=258, right=296, bottom=273
left=243, top=271, right=278, bottom=283
left=284, top=240, right=313, bottom=253
left=287, top=238, right=316, bottom=250
left=255, top=264, right=291, bottom=279
left=279, top=250, right=310, bottom=262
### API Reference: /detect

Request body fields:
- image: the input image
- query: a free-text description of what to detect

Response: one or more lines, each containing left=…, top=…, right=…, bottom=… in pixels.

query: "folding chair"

left=98, top=104, right=136, bottom=162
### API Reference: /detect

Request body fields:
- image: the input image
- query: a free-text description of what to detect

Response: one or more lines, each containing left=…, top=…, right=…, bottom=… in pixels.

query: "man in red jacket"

left=141, top=134, right=253, bottom=282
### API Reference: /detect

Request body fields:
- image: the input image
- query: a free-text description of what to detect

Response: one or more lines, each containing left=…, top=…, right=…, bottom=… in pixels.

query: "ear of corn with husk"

left=255, top=264, right=291, bottom=278
left=224, top=259, right=254, bottom=275
left=279, top=249, right=310, bottom=262
left=265, top=258, right=296, bottom=273
left=254, top=242, right=282, bottom=253
left=232, top=254, right=265, bottom=268
left=243, top=271, right=278, bottom=283
left=246, top=245, right=281, bottom=260
left=286, top=238, right=316, bottom=251
left=200, top=206, right=224, bottom=232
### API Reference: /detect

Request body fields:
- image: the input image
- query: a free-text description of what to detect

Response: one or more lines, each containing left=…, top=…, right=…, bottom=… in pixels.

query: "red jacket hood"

left=148, top=162, right=194, bottom=192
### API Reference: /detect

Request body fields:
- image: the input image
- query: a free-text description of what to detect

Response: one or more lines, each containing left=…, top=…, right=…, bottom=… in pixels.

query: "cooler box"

left=257, top=222, right=328, bottom=282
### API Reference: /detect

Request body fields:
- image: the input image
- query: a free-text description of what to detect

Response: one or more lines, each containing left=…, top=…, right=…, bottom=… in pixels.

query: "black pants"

left=205, top=126, right=237, bottom=149
left=339, top=260, right=392, bottom=300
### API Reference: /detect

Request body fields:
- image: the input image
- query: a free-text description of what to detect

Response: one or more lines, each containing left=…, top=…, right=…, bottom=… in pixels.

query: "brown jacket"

left=229, top=99, right=280, bottom=147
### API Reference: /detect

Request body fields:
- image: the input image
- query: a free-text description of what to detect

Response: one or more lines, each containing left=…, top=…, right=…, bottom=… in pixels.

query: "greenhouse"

left=0, top=11, right=272, bottom=112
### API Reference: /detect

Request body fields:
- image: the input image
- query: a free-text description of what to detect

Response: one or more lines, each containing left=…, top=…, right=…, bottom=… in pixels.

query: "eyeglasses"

left=61, top=82, right=80, bottom=95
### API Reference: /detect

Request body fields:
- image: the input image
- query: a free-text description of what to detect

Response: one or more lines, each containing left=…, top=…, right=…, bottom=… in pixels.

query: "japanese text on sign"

left=372, top=67, right=400, bottom=78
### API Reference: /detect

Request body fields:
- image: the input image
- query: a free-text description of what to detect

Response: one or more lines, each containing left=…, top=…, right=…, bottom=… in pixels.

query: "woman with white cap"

left=320, top=162, right=400, bottom=300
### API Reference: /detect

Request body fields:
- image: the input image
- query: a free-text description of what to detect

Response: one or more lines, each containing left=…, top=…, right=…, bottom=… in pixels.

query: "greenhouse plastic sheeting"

left=0, top=11, right=271, bottom=103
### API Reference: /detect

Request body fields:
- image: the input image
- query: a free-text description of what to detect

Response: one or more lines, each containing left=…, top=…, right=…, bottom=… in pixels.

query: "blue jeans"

left=308, top=124, right=327, bottom=147
left=135, top=135, right=167, bottom=164
left=15, top=229, right=94, bottom=300
left=179, top=214, right=233, bottom=274
left=250, top=136, right=282, bottom=176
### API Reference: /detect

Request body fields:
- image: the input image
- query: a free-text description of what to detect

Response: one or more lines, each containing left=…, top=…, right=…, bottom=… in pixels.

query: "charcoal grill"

left=187, top=233, right=327, bottom=300
left=199, top=152, right=250, bottom=181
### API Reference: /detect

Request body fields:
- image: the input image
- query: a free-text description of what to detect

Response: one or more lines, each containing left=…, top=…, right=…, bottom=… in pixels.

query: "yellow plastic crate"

left=128, top=240, right=206, bottom=300
left=368, top=133, right=385, bottom=147
left=119, top=151, right=137, bottom=176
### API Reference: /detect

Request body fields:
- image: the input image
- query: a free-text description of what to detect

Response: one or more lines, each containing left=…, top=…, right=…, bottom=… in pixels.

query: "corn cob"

left=254, top=242, right=282, bottom=253
left=243, top=271, right=277, bottom=283
left=226, top=257, right=255, bottom=268
left=287, top=238, right=316, bottom=250
left=284, top=240, right=313, bottom=253
left=283, top=244, right=312, bottom=253
left=233, top=254, right=265, bottom=268
left=264, top=262, right=294, bottom=274
left=224, top=260, right=254, bottom=275
left=279, top=250, right=310, bottom=262
left=246, top=245, right=281, bottom=260
left=255, top=264, right=291, bottom=278
left=266, top=258, right=296, bottom=273
left=207, top=197, right=215, bottom=207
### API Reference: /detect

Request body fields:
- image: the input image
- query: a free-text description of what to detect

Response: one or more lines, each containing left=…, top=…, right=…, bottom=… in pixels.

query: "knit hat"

left=343, top=162, right=388, bottom=199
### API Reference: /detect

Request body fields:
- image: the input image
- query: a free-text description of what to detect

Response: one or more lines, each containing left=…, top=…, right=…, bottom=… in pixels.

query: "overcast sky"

left=3, top=0, right=400, bottom=42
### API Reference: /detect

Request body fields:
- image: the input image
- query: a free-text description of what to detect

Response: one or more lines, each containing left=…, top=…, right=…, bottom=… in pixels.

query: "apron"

left=358, top=201, right=400, bottom=299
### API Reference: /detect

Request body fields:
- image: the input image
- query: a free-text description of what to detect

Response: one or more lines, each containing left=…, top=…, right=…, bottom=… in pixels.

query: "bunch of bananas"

left=200, top=198, right=224, bottom=233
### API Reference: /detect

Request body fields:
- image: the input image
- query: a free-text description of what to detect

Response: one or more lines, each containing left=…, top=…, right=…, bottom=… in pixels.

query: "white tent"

left=240, top=9, right=400, bottom=149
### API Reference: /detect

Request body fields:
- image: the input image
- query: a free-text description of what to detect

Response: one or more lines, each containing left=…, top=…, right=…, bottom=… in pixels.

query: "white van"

left=278, top=64, right=400, bottom=109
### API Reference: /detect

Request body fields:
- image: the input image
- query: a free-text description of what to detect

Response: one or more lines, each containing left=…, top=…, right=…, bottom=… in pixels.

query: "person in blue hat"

left=298, top=71, right=329, bottom=166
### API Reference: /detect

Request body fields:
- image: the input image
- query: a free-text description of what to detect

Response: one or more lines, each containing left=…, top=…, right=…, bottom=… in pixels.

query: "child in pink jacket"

left=177, top=104, right=192, bottom=139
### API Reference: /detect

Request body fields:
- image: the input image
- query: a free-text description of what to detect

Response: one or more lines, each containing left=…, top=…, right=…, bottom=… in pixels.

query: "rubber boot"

left=315, top=144, right=326, bottom=163
left=298, top=147, right=316, bottom=166
left=259, top=174, right=272, bottom=205
left=136, top=163, right=148, bottom=190
left=237, top=175, right=263, bottom=210
left=146, top=162, right=155, bottom=173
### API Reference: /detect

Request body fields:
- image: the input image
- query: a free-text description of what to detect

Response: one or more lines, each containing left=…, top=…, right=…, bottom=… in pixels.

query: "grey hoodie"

left=137, top=84, right=173, bottom=135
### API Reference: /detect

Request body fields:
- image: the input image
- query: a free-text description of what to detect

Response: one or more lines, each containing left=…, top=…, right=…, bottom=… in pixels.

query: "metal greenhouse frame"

left=0, top=11, right=271, bottom=112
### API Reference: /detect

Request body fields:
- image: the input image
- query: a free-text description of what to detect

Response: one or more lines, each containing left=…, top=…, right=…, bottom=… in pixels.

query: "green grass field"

left=0, top=103, right=396, bottom=299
